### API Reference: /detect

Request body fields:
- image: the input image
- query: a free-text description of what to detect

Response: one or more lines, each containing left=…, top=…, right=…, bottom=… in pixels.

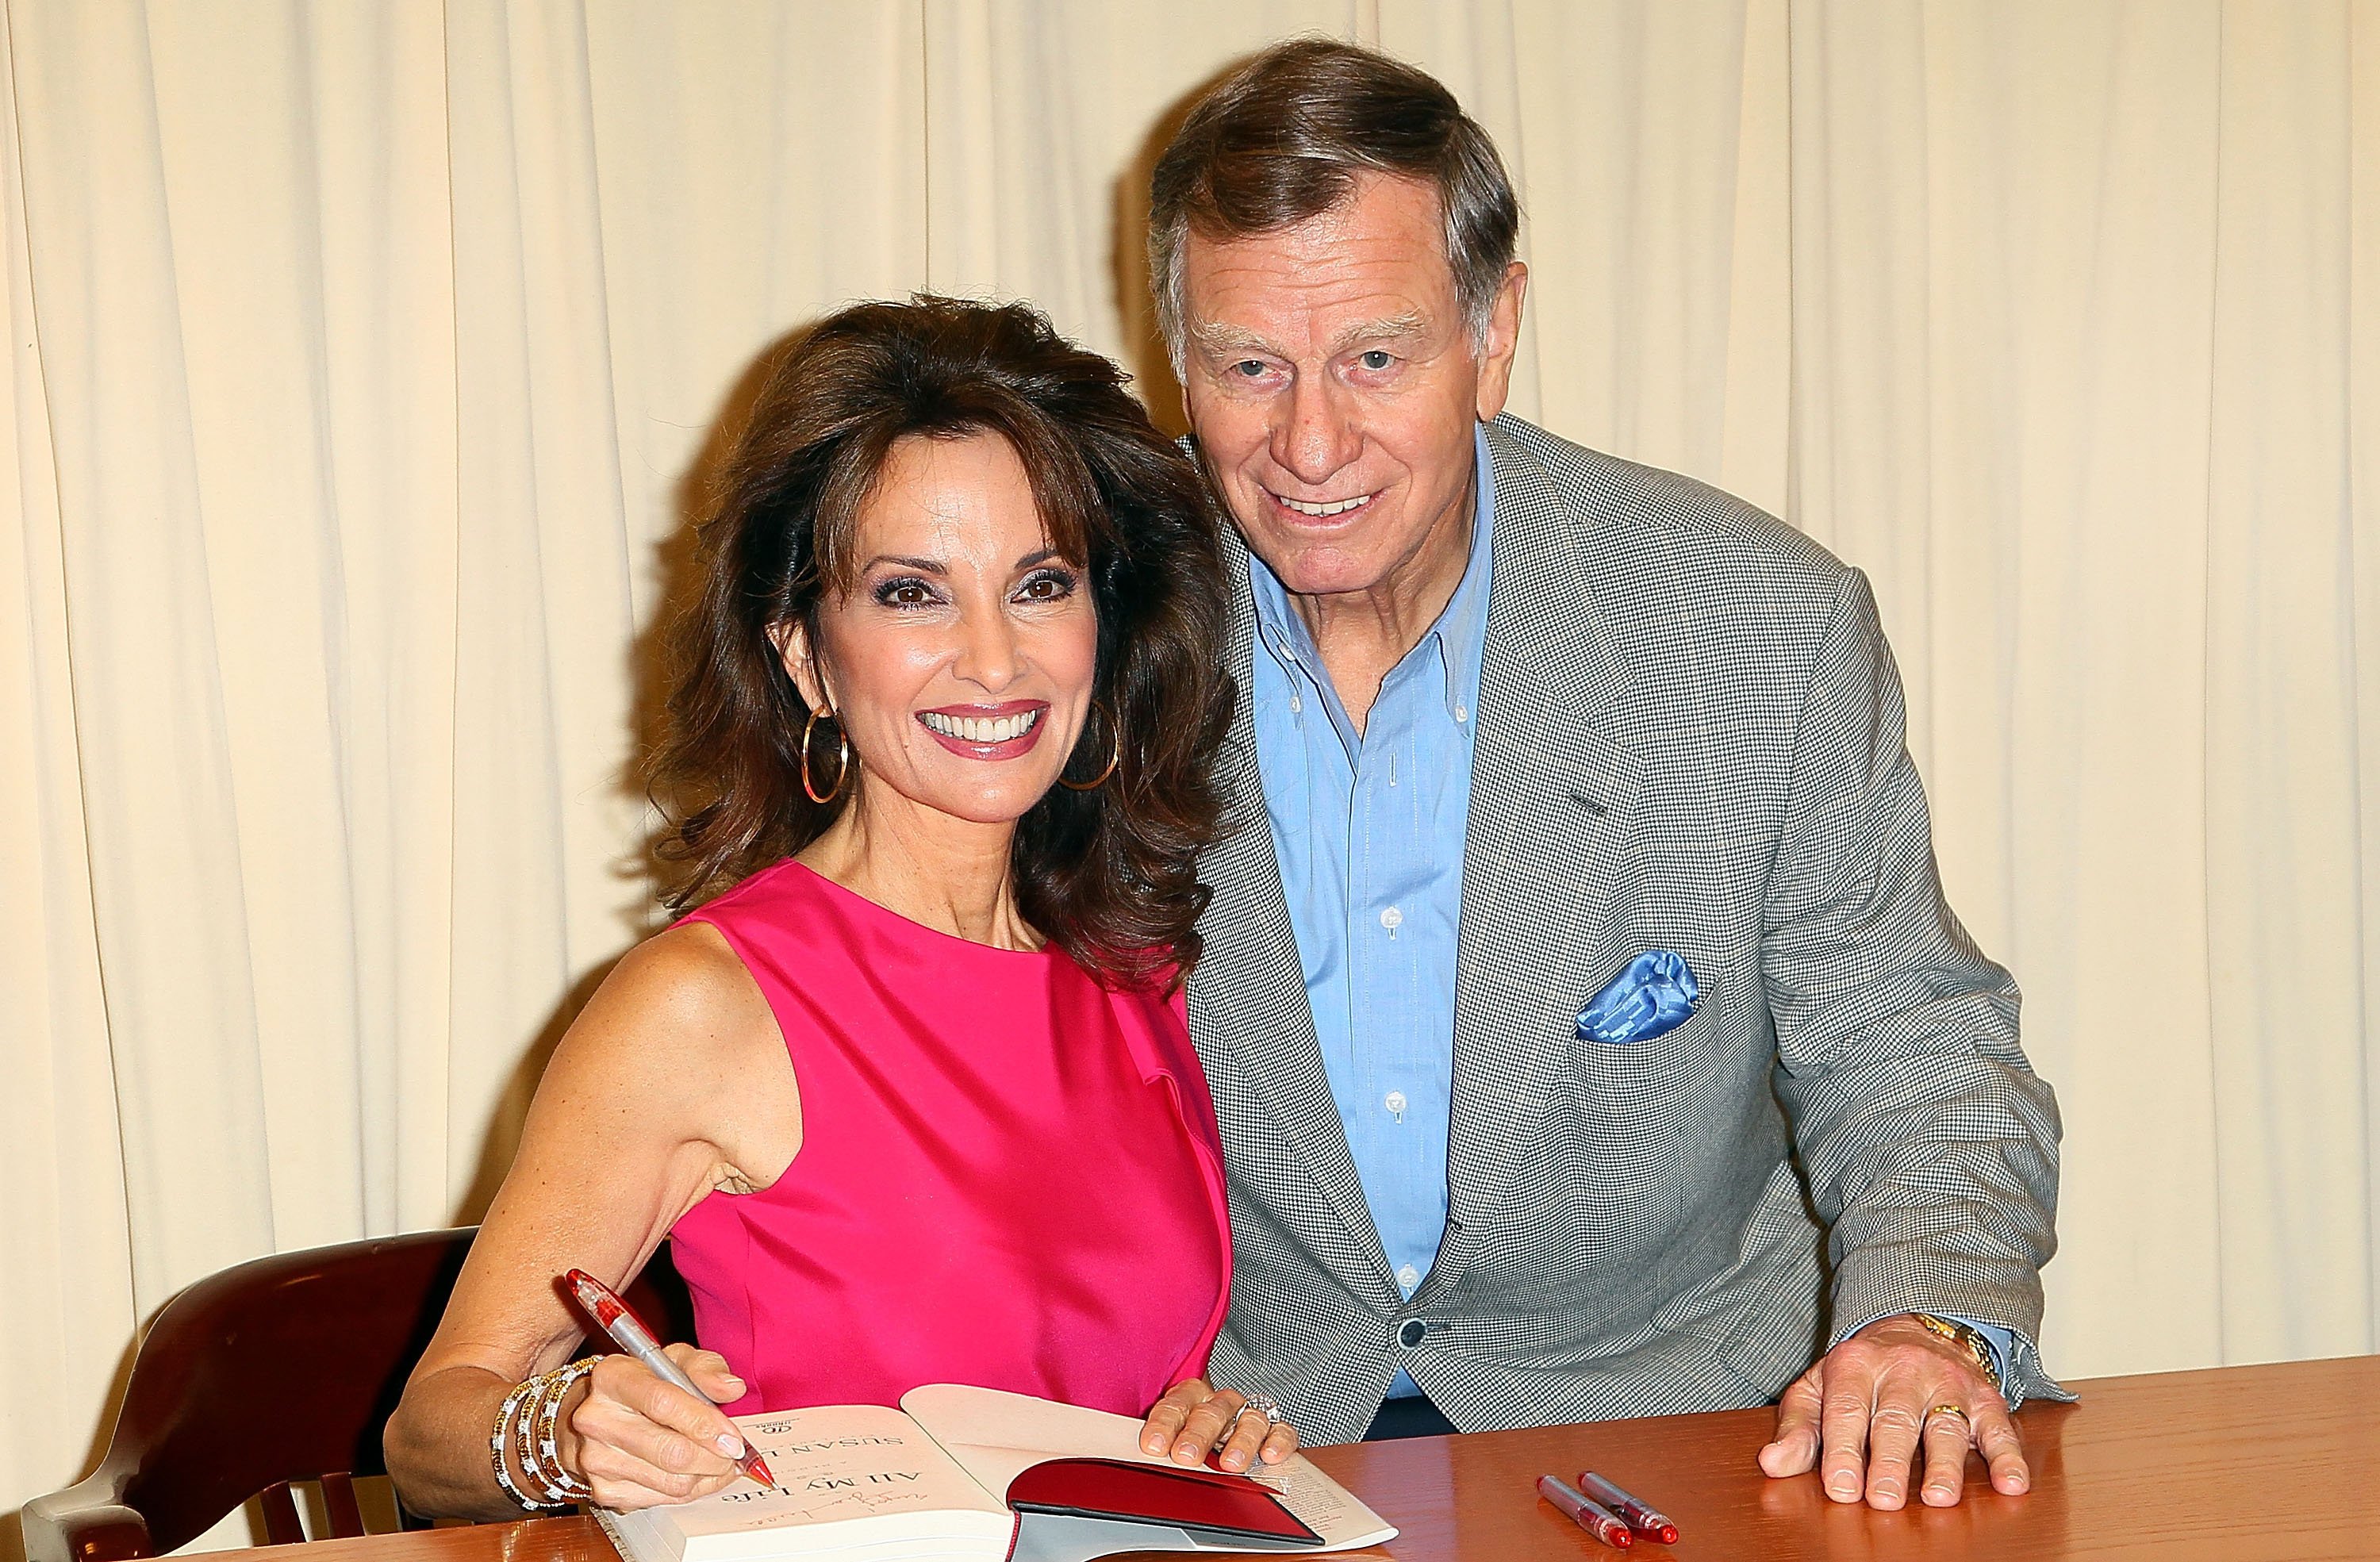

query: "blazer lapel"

left=1188, top=531, right=1393, bottom=1279
left=1431, top=417, right=1649, bottom=1282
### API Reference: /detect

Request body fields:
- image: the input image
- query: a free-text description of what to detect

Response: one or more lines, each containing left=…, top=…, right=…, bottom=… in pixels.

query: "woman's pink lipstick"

left=916, top=700, right=1050, bottom=761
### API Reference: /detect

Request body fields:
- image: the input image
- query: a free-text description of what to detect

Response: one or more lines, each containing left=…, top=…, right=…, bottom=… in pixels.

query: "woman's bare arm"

left=384, top=924, right=797, bottom=1518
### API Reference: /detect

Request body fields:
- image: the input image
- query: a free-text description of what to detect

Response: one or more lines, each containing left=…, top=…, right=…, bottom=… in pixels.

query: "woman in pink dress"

left=386, top=298, right=1292, bottom=1518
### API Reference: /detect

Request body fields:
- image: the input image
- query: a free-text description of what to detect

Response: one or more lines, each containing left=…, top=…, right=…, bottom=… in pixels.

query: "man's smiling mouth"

left=1269, top=489, right=1376, bottom=518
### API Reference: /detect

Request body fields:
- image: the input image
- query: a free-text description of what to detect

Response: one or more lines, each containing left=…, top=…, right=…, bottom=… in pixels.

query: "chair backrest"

left=23, top=1227, right=695, bottom=1560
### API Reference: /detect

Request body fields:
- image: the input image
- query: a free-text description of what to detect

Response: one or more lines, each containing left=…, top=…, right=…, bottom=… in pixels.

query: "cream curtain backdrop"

left=3, top=0, right=2375, bottom=1542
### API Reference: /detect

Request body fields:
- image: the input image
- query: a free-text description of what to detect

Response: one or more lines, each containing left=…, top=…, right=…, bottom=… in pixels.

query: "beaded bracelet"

left=512, top=1366, right=587, bottom=1508
left=528, top=1358, right=600, bottom=1503
left=489, top=1376, right=570, bottom=1513
left=513, top=1372, right=554, bottom=1504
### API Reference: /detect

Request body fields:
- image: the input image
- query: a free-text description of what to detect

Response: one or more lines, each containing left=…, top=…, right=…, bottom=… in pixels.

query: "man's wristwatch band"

left=1912, top=1311, right=2004, bottom=1395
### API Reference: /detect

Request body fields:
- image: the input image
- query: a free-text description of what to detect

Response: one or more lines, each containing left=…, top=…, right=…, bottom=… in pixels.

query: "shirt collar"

left=1248, top=421, right=1496, bottom=727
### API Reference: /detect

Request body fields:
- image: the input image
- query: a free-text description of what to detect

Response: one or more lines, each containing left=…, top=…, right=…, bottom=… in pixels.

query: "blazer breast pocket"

left=1549, top=1013, right=1710, bottom=1241
left=1564, top=1010, right=1710, bottom=1102
left=1560, top=954, right=1720, bottom=1134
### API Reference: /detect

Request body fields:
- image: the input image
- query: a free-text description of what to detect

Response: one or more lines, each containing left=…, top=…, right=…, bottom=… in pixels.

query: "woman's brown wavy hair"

left=650, top=296, right=1234, bottom=989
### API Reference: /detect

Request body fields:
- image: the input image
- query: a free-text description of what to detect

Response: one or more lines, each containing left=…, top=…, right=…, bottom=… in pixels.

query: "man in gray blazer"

left=1134, top=41, right=2064, bottom=1512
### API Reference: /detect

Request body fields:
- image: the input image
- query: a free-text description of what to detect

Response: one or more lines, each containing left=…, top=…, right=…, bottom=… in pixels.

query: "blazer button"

left=1398, top=1318, right=1427, bottom=1348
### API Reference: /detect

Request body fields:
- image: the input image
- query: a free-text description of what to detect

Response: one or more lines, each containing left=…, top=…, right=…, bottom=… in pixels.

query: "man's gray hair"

left=1147, top=38, right=1521, bottom=368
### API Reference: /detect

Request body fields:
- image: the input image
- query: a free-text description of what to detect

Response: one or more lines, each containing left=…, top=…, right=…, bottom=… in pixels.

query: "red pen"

left=564, top=1269, right=775, bottom=1490
left=1576, top=1472, right=1679, bottom=1544
left=1537, top=1476, right=1633, bottom=1549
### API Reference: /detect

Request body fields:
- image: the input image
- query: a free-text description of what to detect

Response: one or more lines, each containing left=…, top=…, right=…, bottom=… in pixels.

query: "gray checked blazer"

left=1184, top=414, right=2063, bottom=1445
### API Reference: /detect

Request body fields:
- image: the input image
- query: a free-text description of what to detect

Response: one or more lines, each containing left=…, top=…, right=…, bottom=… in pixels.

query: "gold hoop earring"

left=800, top=705, right=853, bottom=804
left=1059, top=701, right=1122, bottom=791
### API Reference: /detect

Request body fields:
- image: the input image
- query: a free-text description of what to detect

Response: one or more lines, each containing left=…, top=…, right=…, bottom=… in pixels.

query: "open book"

left=594, top=1384, right=1395, bottom=1562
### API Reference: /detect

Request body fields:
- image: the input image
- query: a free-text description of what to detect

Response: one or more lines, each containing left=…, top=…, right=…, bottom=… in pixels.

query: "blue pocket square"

left=1576, top=950, right=1701, bottom=1045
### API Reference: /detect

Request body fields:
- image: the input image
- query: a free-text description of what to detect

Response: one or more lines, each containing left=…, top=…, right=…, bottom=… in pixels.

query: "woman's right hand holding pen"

left=558, top=1346, right=752, bottom=1510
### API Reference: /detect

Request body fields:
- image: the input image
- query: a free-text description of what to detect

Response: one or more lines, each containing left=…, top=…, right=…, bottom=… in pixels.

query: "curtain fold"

left=2, top=0, right=2375, bottom=1541
left=1788, top=0, right=2244, bottom=1377
left=2199, top=0, right=2373, bottom=1364
left=0, top=2, right=136, bottom=1522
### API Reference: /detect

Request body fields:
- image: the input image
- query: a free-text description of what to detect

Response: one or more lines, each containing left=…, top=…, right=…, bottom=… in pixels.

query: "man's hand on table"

left=1757, top=1313, right=2028, bottom=1510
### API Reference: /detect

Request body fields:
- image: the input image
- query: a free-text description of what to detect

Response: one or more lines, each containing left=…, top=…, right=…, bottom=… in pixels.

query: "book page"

left=899, top=1385, right=1395, bottom=1552
left=607, top=1403, right=1012, bottom=1562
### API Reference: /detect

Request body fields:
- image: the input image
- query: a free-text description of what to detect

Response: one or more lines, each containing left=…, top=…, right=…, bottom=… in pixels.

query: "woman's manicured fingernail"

left=716, top=1434, right=745, bottom=1457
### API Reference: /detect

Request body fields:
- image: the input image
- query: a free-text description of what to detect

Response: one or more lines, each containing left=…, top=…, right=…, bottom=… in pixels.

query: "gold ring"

left=1926, top=1403, right=1971, bottom=1428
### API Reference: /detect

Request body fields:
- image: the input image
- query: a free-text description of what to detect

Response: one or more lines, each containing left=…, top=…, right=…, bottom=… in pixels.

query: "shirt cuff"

left=1941, top=1315, right=2016, bottom=1395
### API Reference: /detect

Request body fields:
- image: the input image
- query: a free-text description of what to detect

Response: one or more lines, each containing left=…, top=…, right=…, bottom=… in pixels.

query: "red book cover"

left=1005, top=1458, right=1323, bottom=1547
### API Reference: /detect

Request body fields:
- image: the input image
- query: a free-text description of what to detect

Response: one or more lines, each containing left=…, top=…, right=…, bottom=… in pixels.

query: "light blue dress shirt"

left=1247, top=424, right=2014, bottom=1407
left=1248, top=424, right=1497, bottom=1399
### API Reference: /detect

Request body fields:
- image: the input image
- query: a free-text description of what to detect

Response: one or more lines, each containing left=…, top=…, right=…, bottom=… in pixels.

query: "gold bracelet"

left=1911, top=1312, right=2004, bottom=1395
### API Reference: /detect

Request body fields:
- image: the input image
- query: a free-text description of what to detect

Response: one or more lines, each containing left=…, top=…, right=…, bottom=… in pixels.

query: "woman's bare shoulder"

left=539, top=922, right=783, bottom=1107
left=612, top=919, right=766, bottom=1018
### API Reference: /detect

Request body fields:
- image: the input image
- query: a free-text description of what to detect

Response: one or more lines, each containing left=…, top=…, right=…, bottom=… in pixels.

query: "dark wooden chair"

left=21, top=1227, right=695, bottom=1562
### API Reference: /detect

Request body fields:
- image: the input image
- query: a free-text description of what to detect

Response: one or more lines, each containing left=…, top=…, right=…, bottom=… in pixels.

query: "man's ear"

left=768, top=620, right=831, bottom=713
left=1473, top=260, right=1530, bottom=422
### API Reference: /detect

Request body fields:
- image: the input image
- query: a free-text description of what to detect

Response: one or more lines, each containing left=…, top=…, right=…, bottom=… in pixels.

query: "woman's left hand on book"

left=1138, top=1379, right=1300, bottom=1473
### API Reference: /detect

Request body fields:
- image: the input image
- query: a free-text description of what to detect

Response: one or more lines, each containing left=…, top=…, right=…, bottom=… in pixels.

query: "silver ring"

left=1228, top=1391, right=1283, bottom=1435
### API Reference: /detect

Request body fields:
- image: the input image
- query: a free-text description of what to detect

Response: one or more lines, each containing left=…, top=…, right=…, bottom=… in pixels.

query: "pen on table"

left=1537, top=1476, right=1633, bottom=1549
left=563, top=1268, right=775, bottom=1489
left=1576, top=1472, right=1680, bottom=1545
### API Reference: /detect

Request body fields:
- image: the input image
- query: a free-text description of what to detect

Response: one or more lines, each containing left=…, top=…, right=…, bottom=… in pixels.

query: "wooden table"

left=229, top=1357, right=2380, bottom=1561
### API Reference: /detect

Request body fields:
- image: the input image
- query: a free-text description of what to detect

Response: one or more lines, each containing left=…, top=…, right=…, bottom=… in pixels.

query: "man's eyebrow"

left=863, top=555, right=946, bottom=574
left=1186, top=320, right=1279, bottom=359
left=1325, top=311, right=1430, bottom=356
left=1185, top=312, right=1434, bottom=361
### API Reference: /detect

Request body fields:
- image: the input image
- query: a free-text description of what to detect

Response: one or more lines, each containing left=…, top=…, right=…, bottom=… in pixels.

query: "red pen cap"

left=1538, top=1476, right=1633, bottom=1549
left=1576, top=1472, right=1680, bottom=1545
left=564, top=1269, right=623, bottom=1326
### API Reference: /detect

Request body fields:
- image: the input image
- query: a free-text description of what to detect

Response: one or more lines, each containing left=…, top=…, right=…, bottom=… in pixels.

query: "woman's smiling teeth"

left=1273, top=491, right=1373, bottom=518
left=920, top=708, right=1042, bottom=743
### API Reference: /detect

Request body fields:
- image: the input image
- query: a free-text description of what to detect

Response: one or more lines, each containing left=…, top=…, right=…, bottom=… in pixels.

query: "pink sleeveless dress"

left=666, top=860, right=1230, bottom=1418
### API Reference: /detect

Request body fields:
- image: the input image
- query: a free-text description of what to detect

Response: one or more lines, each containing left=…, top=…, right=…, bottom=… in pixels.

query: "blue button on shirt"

left=1249, top=424, right=2015, bottom=1406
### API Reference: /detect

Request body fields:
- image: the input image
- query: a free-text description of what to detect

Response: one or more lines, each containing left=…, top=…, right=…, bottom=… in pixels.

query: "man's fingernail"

left=1829, top=1476, right=1858, bottom=1498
